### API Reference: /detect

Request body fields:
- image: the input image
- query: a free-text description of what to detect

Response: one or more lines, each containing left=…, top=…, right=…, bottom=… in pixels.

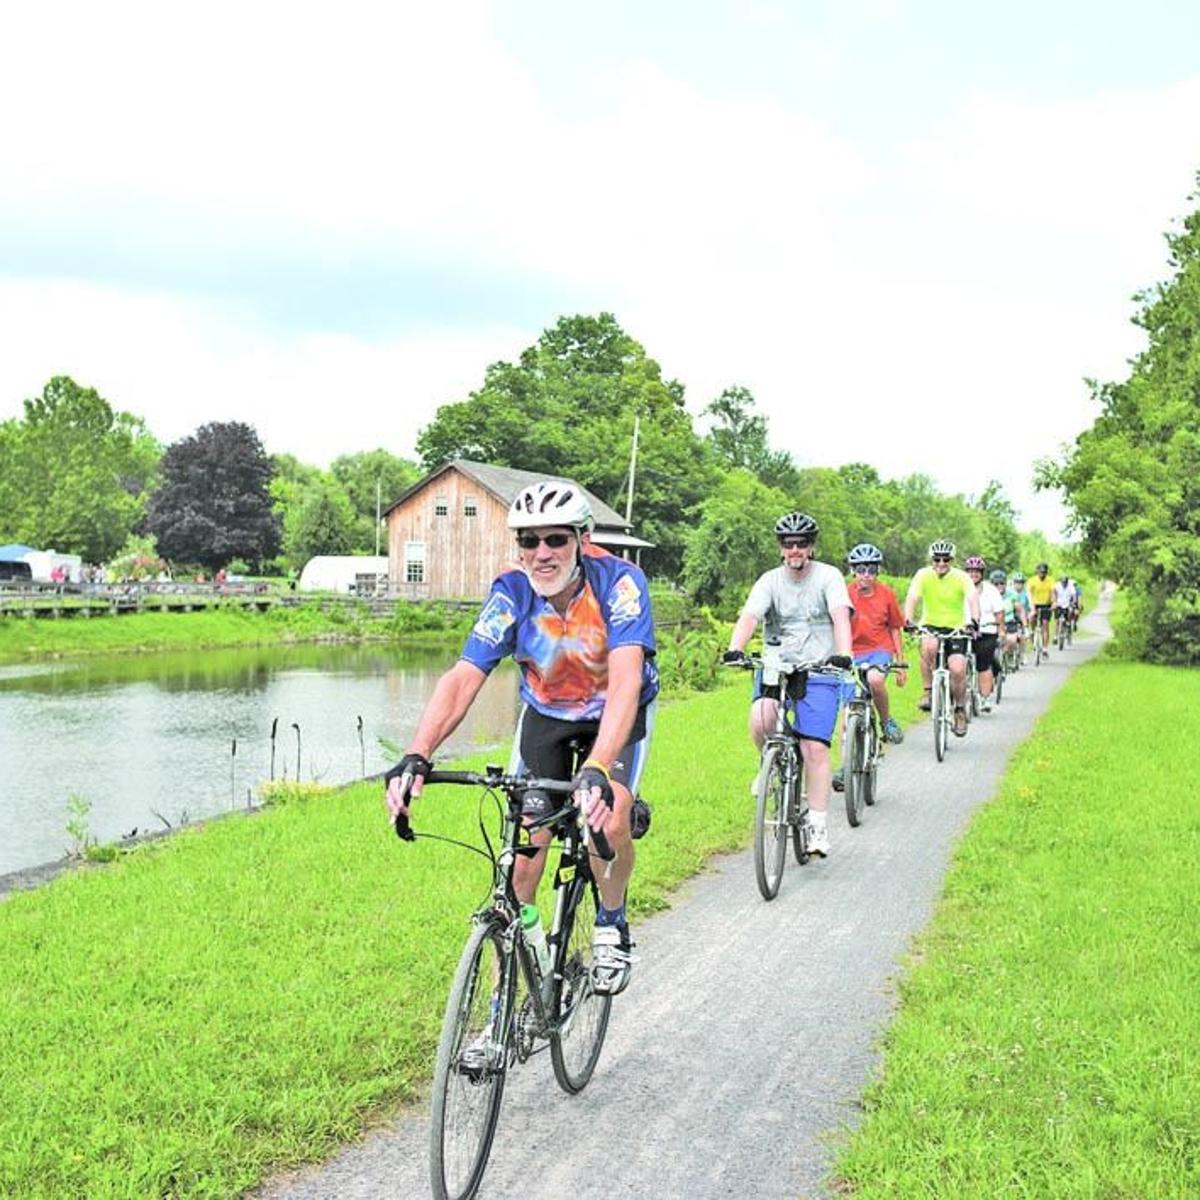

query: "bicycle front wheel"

left=844, top=712, right=866, bottom=827
left=932, top=673, right=947, bottom=763
left=430, top=919, right=513, bottom=1200
left=550, top=874, right=612, bottom=1095
left=754, top=743, right=789, bottom=900
left=863, top=721, right=879, bottom=807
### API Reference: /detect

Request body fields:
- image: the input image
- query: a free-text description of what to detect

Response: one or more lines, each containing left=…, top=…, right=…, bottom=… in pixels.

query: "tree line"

left=1039, top=175, right=1200, bottom=666
left=1, top=314, right=1034, bottom=603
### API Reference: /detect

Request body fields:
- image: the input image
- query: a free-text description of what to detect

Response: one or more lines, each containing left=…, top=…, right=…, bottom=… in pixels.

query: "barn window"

left=464, top=495, right=478, bottom=517
left=405, top=541, right=426, bottom=583
left=434, top=496, right=448, bottom=517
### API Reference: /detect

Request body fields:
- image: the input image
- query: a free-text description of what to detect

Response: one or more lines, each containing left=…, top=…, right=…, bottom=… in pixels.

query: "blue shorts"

left=842, top=650, right=892, bottom=703
left=752, top=671, right=842, bottom=746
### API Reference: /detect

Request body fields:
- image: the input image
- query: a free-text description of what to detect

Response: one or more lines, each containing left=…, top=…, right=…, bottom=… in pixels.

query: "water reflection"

left=0, top=644, right=519, bottom=876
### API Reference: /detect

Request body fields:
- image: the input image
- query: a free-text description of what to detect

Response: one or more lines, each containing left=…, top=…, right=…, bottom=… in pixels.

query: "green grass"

left=0, top=601, right=470, bottom=663
left=0, top=682, right=758, bottom=1199
left=835, top=658, right=1200, bottom=1198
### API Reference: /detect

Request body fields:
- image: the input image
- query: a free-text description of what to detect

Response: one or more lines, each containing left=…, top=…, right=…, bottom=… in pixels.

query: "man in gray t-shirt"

left=723, top=512, right=853, bottom=858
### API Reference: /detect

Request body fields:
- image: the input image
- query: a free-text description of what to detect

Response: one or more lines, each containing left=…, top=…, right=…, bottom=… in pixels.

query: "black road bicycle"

left=841, top=661, right=907, bottom=827
left=397, top=767, right=619, bottom=1200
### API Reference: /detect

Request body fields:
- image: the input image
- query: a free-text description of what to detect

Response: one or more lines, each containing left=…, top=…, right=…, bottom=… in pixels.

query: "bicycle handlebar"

left=394, top=769, right=615, bottom=861
left=724, top=653, right=852, bottom=674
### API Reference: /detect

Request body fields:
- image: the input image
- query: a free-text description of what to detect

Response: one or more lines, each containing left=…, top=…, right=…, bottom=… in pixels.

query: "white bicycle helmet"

left=928, top=539, right=956, bottom=558
left=507, top=480, right=594, bottom=531
left=774, top=511, right=819, bottom=539
left=847, top=542, right=884, bottom=566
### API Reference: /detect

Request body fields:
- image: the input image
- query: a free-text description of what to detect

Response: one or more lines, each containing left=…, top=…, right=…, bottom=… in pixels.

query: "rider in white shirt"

left=964, top=555, right=1005, bottom=712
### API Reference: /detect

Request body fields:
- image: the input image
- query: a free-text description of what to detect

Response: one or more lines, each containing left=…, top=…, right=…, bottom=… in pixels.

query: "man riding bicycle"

left=994, top=568, right=1026, bottom=665
left=1054, top=573, right=1076, bottom=644
left=1027, top=563, right=1055, bottom=656
left=904, top=540, right=981, bottom=739
left=384, top=480, right=658, bottom=996
left=832, top=543, right=906, bottom=792
left=723, top=512, right=852, bottom=858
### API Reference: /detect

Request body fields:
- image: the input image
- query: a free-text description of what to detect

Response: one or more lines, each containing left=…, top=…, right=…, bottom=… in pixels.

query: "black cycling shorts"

left=508, top=703, right=655, bottom=819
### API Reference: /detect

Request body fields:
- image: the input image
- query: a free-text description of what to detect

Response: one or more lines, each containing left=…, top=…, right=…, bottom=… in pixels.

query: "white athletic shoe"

left=805, top=819, right=830, bottom=858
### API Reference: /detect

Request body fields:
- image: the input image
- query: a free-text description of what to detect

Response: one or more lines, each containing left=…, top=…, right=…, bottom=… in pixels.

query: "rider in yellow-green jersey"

left=904, top=539, right=981, bottom=738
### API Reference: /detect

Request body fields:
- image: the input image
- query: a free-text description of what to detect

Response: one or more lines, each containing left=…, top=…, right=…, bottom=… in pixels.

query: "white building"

left=297, top=556, right=389, bottom=595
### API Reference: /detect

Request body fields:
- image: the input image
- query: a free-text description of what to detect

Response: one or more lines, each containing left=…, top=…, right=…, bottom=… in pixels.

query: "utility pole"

left=375, top=475, right=382, bottom=556
left=625, top=414, right=640, bottom=525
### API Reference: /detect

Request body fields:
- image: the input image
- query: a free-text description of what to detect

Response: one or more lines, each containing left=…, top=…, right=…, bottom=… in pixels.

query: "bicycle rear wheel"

left=550, top=874, right=612, bottom=1095
left=430, top=919, right=513, bottom=1200
left=994, top=666, right=1004, bottom=705
left=844, top=712, right=866, bottom=827
left=754, top=743, right=789, bottom=900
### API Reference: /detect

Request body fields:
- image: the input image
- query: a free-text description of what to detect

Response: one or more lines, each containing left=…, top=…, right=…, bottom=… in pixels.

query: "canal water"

left=0, top=643, right=520, bottom=877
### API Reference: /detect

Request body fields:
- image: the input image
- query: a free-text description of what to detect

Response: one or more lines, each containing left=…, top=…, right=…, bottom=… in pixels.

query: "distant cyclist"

left=964, top=556, right=1004, bottom=712
left=384, top=480, right=658, bottom=996
left=994, top=568, right=1026, bottom=664
left=724, top=512, right=852, bottom=858
left=1011, top=572, right=1032, bottom=658
left=1054, top=573, right=1077, bottom=644
left=904, top=540, right=980, bottom=739
left=833, top=543, right=906, bottom=792
left=1027, top=563, right=1055, bottom=655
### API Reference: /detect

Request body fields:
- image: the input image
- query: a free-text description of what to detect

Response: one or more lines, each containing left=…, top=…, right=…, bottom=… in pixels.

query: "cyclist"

left=1053, top=573, right=1078, bottom=645
left=723, top=512, right=852, bottom=858
left=964, top=556, right=1004, bottom=712
left=384, top=480, right=658, bottom=996
left=904, top=540, right=981, bottom=738
left=994, top=568, right=1026, bottom=665
left=1027, top=563, right=1055, bottom=655
left=832, top=543, right=906, bottom=792
left=1012, top=571, right=1032, bottom=658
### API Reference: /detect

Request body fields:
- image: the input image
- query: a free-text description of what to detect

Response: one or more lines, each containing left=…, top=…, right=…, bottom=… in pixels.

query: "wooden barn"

left=383, top=460, right=652, bottom=601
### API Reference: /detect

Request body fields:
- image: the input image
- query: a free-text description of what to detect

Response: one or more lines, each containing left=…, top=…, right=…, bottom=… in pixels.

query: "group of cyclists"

left=384, top=480, right=1083, bottom=1003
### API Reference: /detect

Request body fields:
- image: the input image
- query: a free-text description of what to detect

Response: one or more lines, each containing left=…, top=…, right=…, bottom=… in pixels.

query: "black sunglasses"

left=516, top=532, right=573, bottom=550
left=780, top=538, right=813, bottom=549
left=852, top=563, right=879, bottom=574
left=931, top=555, right=952, bottom=563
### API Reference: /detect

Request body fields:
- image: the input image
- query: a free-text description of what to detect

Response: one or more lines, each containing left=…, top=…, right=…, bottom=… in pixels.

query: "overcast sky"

left=3, top=0, right=1199, bottom=537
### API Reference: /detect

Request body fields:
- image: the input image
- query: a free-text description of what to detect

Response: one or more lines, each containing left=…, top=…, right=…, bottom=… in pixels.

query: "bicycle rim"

left=844, top=713, right=865, bottom=827
left=430, top=920, right=512, bottom=1200
left=754, top=743, right=789, bottom=899
left=550, top=875, right=612, bottom=1095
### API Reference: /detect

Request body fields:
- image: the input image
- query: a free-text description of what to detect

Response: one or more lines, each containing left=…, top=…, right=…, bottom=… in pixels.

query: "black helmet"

left=775, top=512, right=819, bottom=539
left=847, top=542, right=884, bottom=565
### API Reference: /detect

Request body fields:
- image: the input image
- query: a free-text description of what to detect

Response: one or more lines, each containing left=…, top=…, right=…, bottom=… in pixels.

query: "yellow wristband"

left=582, top=758, right=611, bottom=780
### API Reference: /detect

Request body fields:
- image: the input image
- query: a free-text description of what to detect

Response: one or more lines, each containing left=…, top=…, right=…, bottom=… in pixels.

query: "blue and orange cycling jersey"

left=461, top=546, right=659, bottom=722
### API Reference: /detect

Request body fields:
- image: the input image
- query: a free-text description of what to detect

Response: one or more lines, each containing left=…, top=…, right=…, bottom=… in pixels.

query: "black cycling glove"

left=825, top=654, right=852, bottom=671
left=572, top=762, right=614, bottom=811
left=385, top=753, right=432, bottom=841
left=722, top=649, right=749, bottom=666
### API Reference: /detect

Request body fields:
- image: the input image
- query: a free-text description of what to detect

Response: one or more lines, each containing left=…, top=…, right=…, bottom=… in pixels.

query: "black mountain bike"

left=397, top=767, right=617, bottom=1200
left=728, top=653, right=849, bottom=900
left=841, top=662, right=907, bottom=827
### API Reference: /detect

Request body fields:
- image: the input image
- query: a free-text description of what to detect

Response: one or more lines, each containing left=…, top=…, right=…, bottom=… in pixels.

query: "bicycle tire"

left=754, top=742, right=789, bottom=900
left=844, top=712, right=866, bottom=827
left=550, top=874, right=612, bottom=1095
left=994, top=665, right=1004, bottom=705
left=863, top=719, right=879, bottom=807
left=1057, top=622, right=1066, bottom=651
left=791, top=759, right=807, bottom=864
left=932, top=672, right=947, bottom=763
left=430, top=919, right=513, bottom=1200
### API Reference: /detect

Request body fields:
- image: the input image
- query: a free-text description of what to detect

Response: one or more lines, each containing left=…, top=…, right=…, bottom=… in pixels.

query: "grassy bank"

left=0, top=600, right=471, bottom=662
left=835, top=657, right=1200, bottom=1198
left=0, top=681, right=764, bottom=1199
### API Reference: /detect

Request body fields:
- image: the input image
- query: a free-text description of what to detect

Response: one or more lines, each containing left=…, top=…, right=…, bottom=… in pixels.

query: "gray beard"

left=528, top=562, right=581, bottom=599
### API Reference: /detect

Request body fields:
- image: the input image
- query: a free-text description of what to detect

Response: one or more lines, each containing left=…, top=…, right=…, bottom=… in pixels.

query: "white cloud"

left=3, top=5, right=1199, bottom=540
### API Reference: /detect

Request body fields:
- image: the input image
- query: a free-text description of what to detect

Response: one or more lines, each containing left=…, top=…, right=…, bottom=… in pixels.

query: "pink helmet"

left=964, top=555, right=987, bottom=571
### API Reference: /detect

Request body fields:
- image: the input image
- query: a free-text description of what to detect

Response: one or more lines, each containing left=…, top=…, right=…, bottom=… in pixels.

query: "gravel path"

left=255, top=603, right=1108, bottom=1200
